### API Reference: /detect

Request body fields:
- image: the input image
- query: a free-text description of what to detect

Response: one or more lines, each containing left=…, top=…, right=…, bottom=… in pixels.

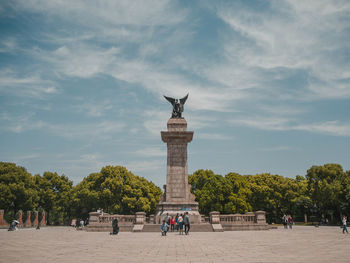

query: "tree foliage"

left=0, top=163, right=161, bottom=224
left=71, top=166, right=162, bottom=219
left=189, top=164, right=350, bottom=223
left=1, top=161, right=349, bottom=225
left=0, top=162, right=38, bottom=221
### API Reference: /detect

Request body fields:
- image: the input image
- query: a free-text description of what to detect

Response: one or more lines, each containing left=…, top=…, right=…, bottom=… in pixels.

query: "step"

left=85, top=224, right=133, bottom=232
left=143, top=223, right=213, bottom=232
left=142, top=224, right=161, bottom=232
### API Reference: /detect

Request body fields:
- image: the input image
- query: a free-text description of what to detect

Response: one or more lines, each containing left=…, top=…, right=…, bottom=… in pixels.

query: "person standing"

left=170, top=216, right=175, bottom=232
left=178, top=214, right=184, bottom=235
left=110, top=218, right=119, bottom=235
left=184, top=212, right=190, bottom=235
left=288, top=215, right=294, bottom=229
left=165, top=213, right=170, bottom=224
left=342, top=216, right=348, bottom=234
left=282, top=214, right=288, bottom=229
left=175, top=214, right=179, bottom=231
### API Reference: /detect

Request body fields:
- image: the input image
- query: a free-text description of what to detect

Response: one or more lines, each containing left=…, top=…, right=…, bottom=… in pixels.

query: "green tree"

left=0, top=162, right=38, bottom=221
left=189, top=170, right=251, bottom=215
left=35, top=172, right=73, bottom=225
left=306, top=164, right=349, bottom=223
left=71, top=166, right=161, bottom=219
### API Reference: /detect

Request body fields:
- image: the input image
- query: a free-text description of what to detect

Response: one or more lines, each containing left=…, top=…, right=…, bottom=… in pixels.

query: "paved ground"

left=0, top=226, right=349, bottom=263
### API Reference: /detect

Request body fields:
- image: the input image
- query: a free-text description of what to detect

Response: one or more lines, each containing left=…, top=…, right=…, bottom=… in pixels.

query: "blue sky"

left=1, top=0, right=349, bottom=186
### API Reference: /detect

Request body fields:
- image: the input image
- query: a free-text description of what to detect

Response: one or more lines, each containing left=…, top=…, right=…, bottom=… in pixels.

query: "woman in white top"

left=178, top=214, right=184, bottom=235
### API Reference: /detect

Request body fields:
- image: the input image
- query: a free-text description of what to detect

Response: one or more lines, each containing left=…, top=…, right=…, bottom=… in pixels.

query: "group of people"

left=282, top=214, right=294, bottom=229
left=161, top=212, right=190, bottom=236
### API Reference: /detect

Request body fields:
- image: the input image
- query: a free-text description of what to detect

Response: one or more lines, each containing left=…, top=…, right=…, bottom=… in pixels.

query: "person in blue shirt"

left=161, top=220, right=169, bottom=236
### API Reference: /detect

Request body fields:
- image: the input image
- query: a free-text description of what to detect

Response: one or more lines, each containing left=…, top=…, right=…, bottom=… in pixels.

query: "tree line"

left=0, top=162, right=161, bottom=225
left=189, top=164, right=350, bottom=223
left=1, top=162, right=349, bottom=224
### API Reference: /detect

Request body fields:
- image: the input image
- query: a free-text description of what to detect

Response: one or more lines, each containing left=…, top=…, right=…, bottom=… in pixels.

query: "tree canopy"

left=0, top=161, right=349, bottom=224
left=189, top=164, right=350, bottom=223
left=0, top=162, right=161, bottom=224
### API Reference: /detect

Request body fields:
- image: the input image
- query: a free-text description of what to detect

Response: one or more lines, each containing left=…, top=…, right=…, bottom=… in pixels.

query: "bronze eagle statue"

left=164, top=93, right=188, bottom=118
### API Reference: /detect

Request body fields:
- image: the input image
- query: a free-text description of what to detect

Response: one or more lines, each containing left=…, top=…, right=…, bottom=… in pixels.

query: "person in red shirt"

left=288, top=215, right=294, bottom=229
left=170, top=216, right=175, bottom=232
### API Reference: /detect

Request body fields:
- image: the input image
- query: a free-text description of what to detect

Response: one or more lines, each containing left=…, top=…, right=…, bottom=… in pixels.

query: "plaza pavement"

left=0, top=225, right=348, bottom=263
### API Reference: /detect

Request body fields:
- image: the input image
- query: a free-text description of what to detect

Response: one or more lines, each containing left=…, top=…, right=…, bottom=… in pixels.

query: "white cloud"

left=45, top=45, right=119, bottom=78
left=14, top=0, right=187, bottom=28
left=125, top=160, right=163, bottom=173
left=134, top=147, right=165, bottom=157
left=0, top=112, right=126, bottom=139
left=294, top=121, right=350, bottom=137
left=216, top=0, right=350, bottom=99
left=257, top=146, right=294, bottom=152
left=75, top=100, right=113, bottom=117
left=0, top=37, right=18, bottom=53
left=230, top=116, right=350, bottom=137
left=0, top=69, right=59, bottom=98
left=196, top=133, right=232, bottom=140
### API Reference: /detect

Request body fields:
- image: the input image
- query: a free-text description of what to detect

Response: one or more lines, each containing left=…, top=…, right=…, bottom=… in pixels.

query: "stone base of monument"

left=155, top=201, right=201, bottom=224
left=142, top=223, right=214, bottom=232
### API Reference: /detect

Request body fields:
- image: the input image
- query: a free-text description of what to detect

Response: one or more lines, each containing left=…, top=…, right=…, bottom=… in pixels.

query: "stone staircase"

left=142, top=223, right=213, bottom=232
left=85, top=224, right=133, bottom=232
left=142, top=224, right=161, bottom=232
left=190, top=223, right=213, bottom=232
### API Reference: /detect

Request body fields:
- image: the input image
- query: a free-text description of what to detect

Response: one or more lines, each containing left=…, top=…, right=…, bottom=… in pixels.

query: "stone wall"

left=211, top=211, right=270, bottom=231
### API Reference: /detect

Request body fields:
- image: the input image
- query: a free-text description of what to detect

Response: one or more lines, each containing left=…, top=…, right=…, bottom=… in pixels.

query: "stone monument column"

left=155, top=117, right=200, bottom=224
left=162, top=118, right=194, bottom=203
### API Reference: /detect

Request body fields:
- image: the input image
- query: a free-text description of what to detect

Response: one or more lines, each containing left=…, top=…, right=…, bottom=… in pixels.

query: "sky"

left=1, top=0, right=350, bottom=187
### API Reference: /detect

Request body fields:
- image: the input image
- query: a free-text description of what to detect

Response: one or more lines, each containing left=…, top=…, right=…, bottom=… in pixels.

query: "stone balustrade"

left=210, top=211, right=267, bottom=226
left=220, top=212, right=256, bottom=224
left=96, top=213, right=136, bottom=225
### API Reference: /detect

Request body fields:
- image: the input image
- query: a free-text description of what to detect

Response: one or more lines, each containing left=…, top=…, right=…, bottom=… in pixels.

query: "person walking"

left=161, top=220, right=169, bottom=236
left=165, top=213, right=171, bottom=224
left=184, top=212, right=190, bottom=235
left=178, top=214, right=184, bottom=235
left=342, top=216, right=348, bottom=234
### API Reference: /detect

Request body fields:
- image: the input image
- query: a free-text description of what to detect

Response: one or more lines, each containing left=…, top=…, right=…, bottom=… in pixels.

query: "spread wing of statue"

left=164, top=93, right=188, bottom=118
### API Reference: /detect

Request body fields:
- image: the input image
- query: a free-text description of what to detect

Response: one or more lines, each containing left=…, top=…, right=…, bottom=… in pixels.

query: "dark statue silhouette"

left=164, top=94, right=188, bottom=118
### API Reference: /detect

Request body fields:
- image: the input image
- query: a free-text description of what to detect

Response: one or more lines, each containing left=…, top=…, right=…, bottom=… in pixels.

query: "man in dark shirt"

left=184, top=212, right=190, bottom=235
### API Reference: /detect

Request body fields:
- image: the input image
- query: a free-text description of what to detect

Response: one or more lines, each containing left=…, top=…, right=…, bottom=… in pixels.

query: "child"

left=161, top=220, right=169, bottom=236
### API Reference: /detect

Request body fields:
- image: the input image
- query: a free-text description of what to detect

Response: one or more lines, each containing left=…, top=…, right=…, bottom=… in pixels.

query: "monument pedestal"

left=155, top=118, right=201, bottom=224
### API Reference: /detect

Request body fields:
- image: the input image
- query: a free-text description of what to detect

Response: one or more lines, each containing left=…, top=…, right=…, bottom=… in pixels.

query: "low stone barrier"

left=86, top=210, right=270, bottom=232
left=0, top=210, right=8, bottom=228
left=0, top=209, right=46, bottom=228
left=214, top=211, right=270, bottom=231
